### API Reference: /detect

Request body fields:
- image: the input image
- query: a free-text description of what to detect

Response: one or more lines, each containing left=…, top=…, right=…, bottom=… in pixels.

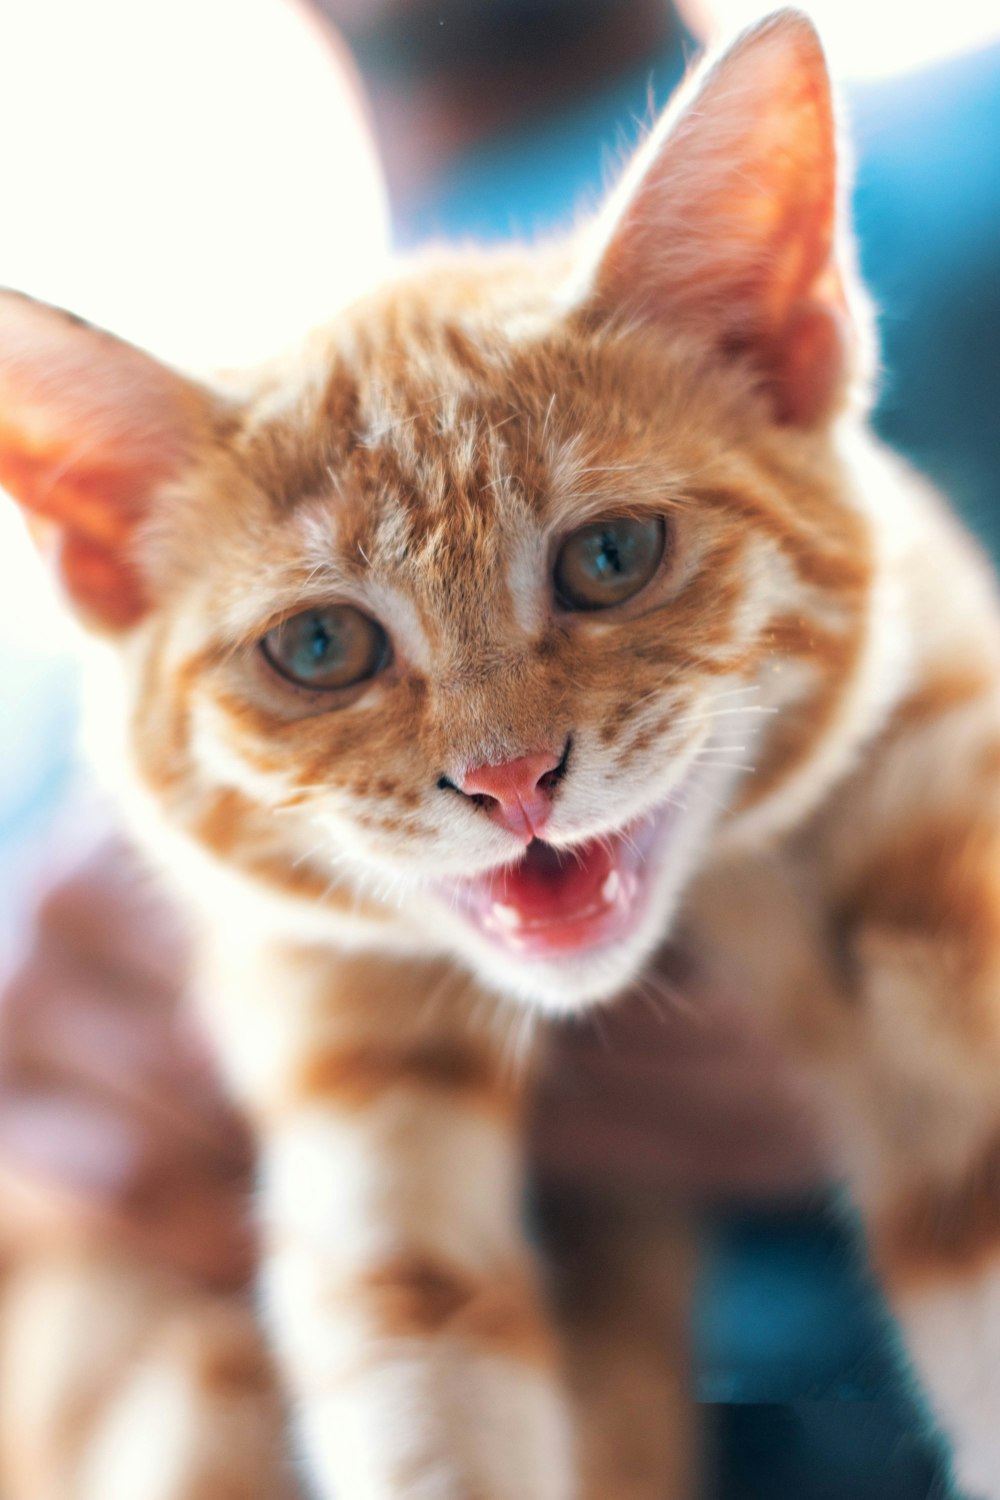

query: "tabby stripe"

left=264, top=1243, right=557, bottom=1376
left=845, top=817, right=1000, bottom=961
left=190, top=785, right=358, bottom=906
left=884, top=668, right=996, bottom=742
left=299, top=1253, right=557, bottom=1369
left=701, top=485, right=870, bottom=595
left=875, top=1135, right=1000, bottom=1289
left=738, top=613, right=863, bottom=810
left=285, top=1040, right=520, bottom=1117
left=261, top=1101, right=524, bottom=1272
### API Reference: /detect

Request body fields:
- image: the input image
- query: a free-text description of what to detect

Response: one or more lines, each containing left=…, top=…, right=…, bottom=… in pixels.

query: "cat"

left=2, top=7, right=1000, bottom=1497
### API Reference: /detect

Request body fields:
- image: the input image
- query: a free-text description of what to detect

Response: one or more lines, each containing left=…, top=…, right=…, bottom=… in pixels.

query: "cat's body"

left=3, top=10, right=1000, bottom=1498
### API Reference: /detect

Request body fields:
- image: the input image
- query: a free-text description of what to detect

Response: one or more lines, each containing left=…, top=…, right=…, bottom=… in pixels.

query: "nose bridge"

left=430, top=652, right=568, bottom=776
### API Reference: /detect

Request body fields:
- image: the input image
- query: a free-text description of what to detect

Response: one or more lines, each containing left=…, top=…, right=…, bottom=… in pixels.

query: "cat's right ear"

left=568, top=10, right=868, bottom=427
left=0, top=289, right=219, bottom=631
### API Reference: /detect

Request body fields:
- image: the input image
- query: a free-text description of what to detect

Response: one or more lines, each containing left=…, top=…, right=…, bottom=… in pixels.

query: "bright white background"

left=0, top=0, right=389, bottom=932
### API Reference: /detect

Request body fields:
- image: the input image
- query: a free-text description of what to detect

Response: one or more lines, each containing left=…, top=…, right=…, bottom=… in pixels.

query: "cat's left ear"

left=570, top=9, right=867, bottom=427
left=0, top=290, right=220, bottom=631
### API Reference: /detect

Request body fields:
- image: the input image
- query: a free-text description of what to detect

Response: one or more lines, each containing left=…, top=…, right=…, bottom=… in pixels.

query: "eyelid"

left=224, top=577, right=380, bottom=655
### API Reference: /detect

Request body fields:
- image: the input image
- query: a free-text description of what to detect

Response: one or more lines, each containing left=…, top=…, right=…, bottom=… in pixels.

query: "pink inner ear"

left=583, top=13, right=852, bottom=426
left=56, top=532, right=148, bottom=628
left=0, top=442, right=156, bottom=543
left=0, top=294, right=208, bottom=629
left=0, top=431, right=178, bottom=628
left=772, top=286, right=851, bottom=427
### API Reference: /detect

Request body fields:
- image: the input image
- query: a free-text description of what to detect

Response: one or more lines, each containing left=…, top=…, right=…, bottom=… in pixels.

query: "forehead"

left=235, top=346, right=545, bottom=641
left=250, top=299, right=559, bottom=525
left=208, top=264, right=734, bottom=637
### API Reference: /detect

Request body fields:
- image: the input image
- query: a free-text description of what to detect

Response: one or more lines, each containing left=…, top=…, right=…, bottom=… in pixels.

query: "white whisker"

left=292, top=839, right=328, bottom=870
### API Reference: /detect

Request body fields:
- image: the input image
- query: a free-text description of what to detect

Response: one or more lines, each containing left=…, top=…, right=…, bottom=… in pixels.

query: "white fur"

left=80, top=1358, right=197, bottom=1500
left=260, top=1096, right=524, bottom=1275
left=283, top=1340, right=573, bottom=1500
left=898, top=1271, right=1000, bottom=1500
left=259, top=1095, right=568, bottom=1500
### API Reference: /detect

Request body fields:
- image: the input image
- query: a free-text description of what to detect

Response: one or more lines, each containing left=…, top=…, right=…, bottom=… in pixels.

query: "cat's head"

left=0, top=11, right=887, bottom=1011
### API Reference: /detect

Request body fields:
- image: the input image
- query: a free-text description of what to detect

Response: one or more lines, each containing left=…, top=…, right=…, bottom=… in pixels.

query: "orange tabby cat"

left=2, top=9, right=998, bottom=1497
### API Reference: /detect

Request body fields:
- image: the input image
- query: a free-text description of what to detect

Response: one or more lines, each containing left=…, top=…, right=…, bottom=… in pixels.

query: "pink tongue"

left=486, top=838, right=616, bottom=924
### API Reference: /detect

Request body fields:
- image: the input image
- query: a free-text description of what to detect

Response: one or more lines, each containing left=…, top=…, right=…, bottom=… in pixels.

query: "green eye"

left=261, top=605, right=389, bottom=691
left=554, top=516, right=666, bottom=611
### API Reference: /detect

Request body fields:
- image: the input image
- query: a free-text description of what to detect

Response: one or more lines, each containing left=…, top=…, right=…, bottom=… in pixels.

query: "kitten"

left=2, top=8, right=999, bottom=1497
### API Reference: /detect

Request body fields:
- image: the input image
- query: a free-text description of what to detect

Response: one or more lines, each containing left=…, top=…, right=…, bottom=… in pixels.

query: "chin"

left=424, top=762, right=735, bottom=1015
left=457, top=901, right=677, bottom=1013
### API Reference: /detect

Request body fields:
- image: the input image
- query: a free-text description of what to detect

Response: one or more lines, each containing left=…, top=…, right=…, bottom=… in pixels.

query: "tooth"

left=490, top=902, right=524, bottom=930
left=601, top=871, right=621, bottom=904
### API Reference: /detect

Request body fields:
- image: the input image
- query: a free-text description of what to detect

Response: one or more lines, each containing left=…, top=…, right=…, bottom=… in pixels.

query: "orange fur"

left=3, top=10, right=1000, bottom=1499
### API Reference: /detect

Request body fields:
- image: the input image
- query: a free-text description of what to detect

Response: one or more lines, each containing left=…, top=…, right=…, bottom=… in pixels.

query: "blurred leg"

left=0, top=1248, right=299, bottom=1500
left=542, top=1185, right=699, bottom=1500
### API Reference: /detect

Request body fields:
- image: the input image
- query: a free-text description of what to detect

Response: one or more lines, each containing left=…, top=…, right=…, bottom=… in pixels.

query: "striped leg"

left=693, top=841, right=1000, bottom=1500
left=876, top=1193, right=1000, bottom=1500
left=230, top=945, right=576, bottom=1500
left=848, top=934, right=1000, bottom=1500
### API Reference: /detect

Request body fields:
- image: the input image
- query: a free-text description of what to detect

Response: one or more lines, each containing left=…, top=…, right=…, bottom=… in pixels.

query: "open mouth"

left=443, top=805, right=674, bottom=959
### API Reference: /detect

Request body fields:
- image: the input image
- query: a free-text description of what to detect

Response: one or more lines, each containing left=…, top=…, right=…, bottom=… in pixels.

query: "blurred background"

left=0, top=0, right=999, bottom=1495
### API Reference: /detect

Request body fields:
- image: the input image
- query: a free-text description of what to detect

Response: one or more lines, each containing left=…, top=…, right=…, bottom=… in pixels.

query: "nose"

left=457, top=748, right=563, bottom=840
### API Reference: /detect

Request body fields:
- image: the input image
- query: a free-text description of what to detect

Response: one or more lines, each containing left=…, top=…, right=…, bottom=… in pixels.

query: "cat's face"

left=98, top=255, right=872, bottom=1011
left=0, top=12, right=881, bottom=1010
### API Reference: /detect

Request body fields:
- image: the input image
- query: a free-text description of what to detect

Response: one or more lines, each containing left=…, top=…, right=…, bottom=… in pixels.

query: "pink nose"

left=458, top=749, right=562, bottom=840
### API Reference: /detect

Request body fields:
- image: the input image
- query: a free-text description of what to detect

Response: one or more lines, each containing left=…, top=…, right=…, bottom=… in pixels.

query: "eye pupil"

left=309, top=621, right=331, bottom=661
left=597, top=532, right=623, bottom=576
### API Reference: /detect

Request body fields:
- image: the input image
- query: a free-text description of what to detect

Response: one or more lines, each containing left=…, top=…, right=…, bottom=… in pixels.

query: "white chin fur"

left=464, top=923, right=669, bottom=1014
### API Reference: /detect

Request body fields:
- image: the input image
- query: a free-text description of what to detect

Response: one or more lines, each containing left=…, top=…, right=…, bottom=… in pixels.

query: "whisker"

left=635, top=970, right=702, bottom=1024
left=618, top=827, right=643, bottom=861
left=292, top=839, right=329, bottom=870
left=689, top=756, right=757, bottom=775
left=707, top=684, right=762, bottom=702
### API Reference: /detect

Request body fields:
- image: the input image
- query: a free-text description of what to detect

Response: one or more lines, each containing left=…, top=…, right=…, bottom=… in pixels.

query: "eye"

left=261, top=605, right=389, bottom=691
left=554, top=516, right=666, bottom=611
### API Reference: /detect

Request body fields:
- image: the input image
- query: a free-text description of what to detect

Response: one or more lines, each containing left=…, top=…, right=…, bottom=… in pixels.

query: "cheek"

left=588, top=686, right=702, bottom=776
left=339, top=771, right=431, bottom=837
left=350, top=806, right=429, bottom=838
left=595, top=688, right=663, bottom=750
left=567, top=626, right=678, bottom=747
left=185, top=673, right=434, bottom=825
left=327, top=705, right=459, bottom=845
left=614, top=708, right=678, bottom=772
